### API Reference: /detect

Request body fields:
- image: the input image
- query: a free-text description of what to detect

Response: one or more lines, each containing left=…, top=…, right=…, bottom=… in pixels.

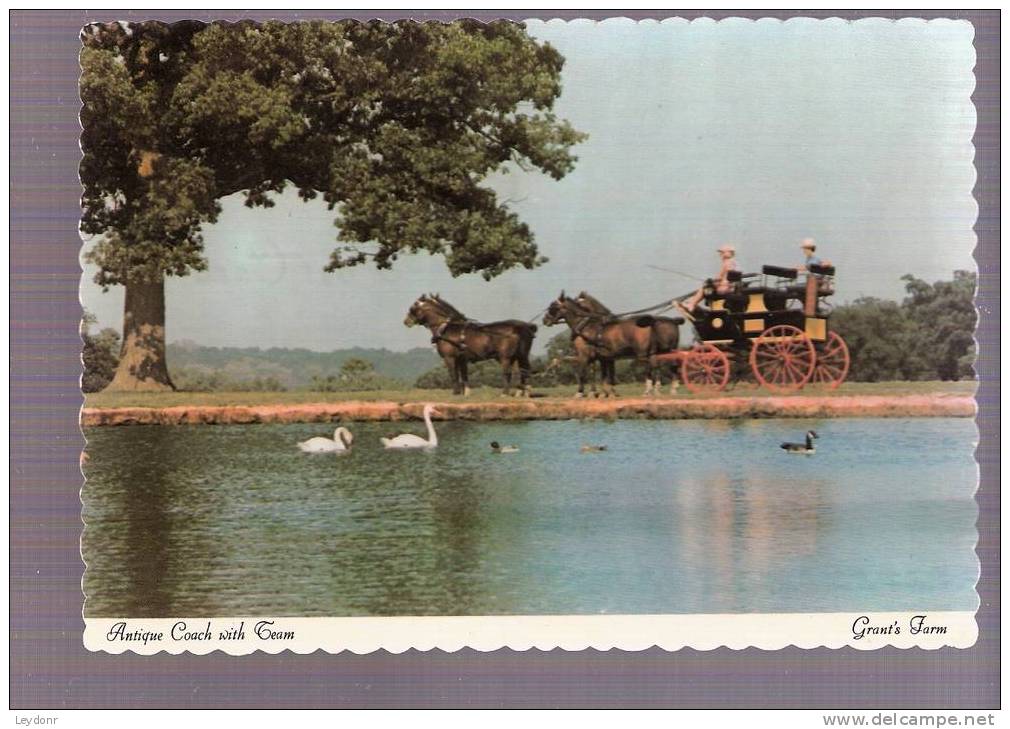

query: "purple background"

left=10, top=9, right=999, bottom=708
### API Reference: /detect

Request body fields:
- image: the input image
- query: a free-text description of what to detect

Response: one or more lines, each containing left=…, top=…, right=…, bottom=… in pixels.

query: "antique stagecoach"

left=654, top=264, right=850, bottom=393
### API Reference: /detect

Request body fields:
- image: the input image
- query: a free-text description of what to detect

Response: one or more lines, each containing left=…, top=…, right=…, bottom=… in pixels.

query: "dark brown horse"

left=404, top=294, right=537, bottom=396
left=573, top=291, right=682, bottom=394
left=543, top=292, right=681, bottom=397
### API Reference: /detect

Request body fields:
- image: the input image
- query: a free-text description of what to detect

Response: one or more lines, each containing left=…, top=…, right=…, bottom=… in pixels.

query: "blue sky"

left=81, top=17, right=976, bottom=353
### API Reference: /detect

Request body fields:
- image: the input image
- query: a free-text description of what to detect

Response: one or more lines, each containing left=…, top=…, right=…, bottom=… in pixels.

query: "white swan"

left=298, top=426, right=354, bottom=453
left=381, top=404, right=441, bottom=449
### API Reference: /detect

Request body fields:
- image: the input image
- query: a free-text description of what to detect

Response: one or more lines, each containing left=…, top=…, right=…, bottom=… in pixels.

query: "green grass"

left=84, top=380, right=976, bottom=410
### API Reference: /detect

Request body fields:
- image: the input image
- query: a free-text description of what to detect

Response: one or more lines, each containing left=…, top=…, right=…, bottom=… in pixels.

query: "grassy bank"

left=85, top=380, right=975, bottom=410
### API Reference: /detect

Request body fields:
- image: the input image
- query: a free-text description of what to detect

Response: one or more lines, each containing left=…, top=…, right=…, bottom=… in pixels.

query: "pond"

left=82, top=418, right=978, bottom=617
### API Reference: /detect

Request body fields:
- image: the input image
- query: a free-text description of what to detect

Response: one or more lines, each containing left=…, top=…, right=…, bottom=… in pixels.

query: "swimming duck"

left=490, top=441, right=520, bottom=454
left=580, top=444, right=608, bottom=453
left=381, top=404, right=440, bottom=449
left=298, top=426, right=354, bottom=453
left=780, top=430, right=818, bottom=455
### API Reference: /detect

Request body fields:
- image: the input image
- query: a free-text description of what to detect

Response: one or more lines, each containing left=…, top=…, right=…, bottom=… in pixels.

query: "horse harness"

left=567, top=307, right=673, bottom=357
left=569, top=313, right=602, bottom=347
left=432, top=319, right=525, bottom=352
left=432, top=320, right=472, bottom=351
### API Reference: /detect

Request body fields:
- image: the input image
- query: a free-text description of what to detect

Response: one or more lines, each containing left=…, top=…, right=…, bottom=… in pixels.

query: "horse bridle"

left=574, top=295, right=616, bottom=322
left=415, top=299, right=476, bottom=351
left=557, top=298, right=609, bottom=350
left=425, top=295, right=473, bottom=323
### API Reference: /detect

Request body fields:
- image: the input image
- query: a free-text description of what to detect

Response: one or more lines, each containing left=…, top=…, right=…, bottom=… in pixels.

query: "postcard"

left=78, top=16, right=978, bottom=654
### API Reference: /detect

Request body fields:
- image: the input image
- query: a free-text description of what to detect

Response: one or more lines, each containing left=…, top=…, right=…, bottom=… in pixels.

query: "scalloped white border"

left=84, top=612, right=977, bottom=654
left=79, top=16, right=981, bottom=656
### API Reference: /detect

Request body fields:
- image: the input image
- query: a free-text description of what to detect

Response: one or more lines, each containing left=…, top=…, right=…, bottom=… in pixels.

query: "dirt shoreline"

left=81, top=394, right=975, bottom=426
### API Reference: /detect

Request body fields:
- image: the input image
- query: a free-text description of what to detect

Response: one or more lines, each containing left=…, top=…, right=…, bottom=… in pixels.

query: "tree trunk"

left=104, top=277, right=175, bottom=391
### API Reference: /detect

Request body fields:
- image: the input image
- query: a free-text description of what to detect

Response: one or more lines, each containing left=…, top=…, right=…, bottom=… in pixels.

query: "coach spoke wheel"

left=750, top=325, right=816, bottom=393
left=811, top=332, right=851, bottom=389
left=682, top=344, right=731, bottom=393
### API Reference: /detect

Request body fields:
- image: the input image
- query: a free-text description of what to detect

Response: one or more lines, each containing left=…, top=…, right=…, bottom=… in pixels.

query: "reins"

left=420, top=299, right=536, bottom=351
left=524, top=305, right=549, bottom=324
left=609, top=298, right=684, bottom=318
left=564, top=297, right=676, bottom=323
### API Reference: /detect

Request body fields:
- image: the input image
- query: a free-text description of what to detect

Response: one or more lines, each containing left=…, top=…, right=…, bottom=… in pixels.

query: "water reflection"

left=82, top=418, right=978, bottom=617
left=308, top=459, right=492, bottom=616
left=83, top=426, right=224, bottom=615
left=676, top=470, right=827, bottom=612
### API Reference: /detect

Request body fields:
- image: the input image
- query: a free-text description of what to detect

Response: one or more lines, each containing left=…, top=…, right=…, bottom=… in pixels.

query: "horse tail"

left=513, top=321, right=537, bottom=340
left=650, top=317, right=681, bottom=355
left=518, top=323, right=537, bottom=358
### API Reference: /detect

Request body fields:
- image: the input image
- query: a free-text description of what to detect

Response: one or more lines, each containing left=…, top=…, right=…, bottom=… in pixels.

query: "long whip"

left=610, top=291, right=696, bottom=318
left=645, top=264, right=705, bottom=282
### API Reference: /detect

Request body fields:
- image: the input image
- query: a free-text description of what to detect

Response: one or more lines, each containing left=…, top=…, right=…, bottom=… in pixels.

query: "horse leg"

left=668, top=361, right=681, bottom=395
left=608, top=360, right=619, bottom=398
left=574, top=360, right=588, bottom=398
left=459, top=360, right=471, bottom=397
left=500, top=358, right=513, bottom=397
left=653, top=351, right=678, bottom=395
left=641, top=356, right=655, bottom=397
left=591, top=361, right=602, bottom=397
left=444, top=355, right=461, bottom=395
left=655, top=361, right=670, bottom=396
left=516, top=351, right=531, bottom=397
left=599, top=360, right=611, bottom=397
left=580, top=362, right=591, bottom=397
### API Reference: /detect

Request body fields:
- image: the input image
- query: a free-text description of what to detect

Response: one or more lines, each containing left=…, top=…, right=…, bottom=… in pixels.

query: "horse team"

left=404, top=292, right=685, bottom=397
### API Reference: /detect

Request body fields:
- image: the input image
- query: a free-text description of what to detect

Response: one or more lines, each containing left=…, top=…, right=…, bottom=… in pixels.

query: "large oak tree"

left=81, top=19, right=584, bottom=390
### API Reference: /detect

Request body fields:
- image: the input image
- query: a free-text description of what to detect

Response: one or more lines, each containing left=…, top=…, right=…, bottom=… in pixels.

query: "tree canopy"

left=80, top=311, right=122, bottom=392
left=80, top=19, right=586, bottom=287
left=831, top=271, right=976, bottom=382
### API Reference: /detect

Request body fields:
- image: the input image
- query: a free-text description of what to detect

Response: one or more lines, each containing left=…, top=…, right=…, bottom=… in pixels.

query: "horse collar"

left=433, top=320, right=468, bottom=350
left=572, top=314, right=605, bottom=348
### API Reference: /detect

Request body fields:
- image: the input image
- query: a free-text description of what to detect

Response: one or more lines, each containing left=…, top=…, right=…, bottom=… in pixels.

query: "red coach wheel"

left=681, top=343, right=731, bottom=393
left=811, top=331, right=850, bottom=389
left=749, top=324, right=816, bottom=393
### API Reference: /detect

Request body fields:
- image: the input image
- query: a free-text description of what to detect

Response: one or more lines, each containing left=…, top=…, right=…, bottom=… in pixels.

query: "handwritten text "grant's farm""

left=105, top=620, right=295, bottom=644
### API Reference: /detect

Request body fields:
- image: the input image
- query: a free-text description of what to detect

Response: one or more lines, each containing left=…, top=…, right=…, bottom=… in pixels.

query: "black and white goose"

left=780, top=430, right=818, bottom=455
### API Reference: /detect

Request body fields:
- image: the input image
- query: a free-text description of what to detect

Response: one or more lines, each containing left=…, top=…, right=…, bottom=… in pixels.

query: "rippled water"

left=82, top=418, right=978, bottom=617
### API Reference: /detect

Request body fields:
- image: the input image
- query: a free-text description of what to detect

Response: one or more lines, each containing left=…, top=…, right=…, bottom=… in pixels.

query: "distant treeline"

left=831, top=271, right=975, bottom=382
left=82, top=272, right=975, bottom=392
left=80, top=335, right=439, bottom=393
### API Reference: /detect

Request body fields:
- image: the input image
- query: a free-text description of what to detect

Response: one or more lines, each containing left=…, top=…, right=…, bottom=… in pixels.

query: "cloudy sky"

left=81, top=17, right=977, bottom=353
